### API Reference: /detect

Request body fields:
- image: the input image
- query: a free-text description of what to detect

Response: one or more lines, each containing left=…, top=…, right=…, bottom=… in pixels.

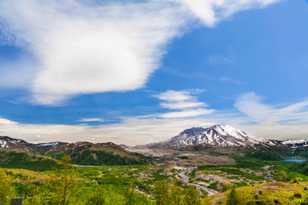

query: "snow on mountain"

left=37, top=142, right=62, bottom=147
left=0, top=139, right=8, bottom=148
left=167, top=124, right=262, bottom=148
left=0, top=136, right=32, bottom=150
left=282, top=139, right=308, bottom=149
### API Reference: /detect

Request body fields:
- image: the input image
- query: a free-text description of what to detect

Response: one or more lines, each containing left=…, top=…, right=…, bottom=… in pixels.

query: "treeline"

left=1, top=168, right=308, bottom=205
left=0, top=168, right=204, bottom=205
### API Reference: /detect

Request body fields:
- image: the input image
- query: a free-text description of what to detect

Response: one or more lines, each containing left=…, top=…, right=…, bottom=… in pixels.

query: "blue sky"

left=0, top=0, right=308, bottom=145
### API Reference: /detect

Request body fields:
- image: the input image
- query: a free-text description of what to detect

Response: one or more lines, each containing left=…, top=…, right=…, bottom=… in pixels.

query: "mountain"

left=282, top=139, right=308, bottom=149
left=0, top=136, right=150, bottom=166
left=41, top=141, right=151, bottom=165
left=0, top=136, right=34, bottom=151
left=166, top=124, right=262, bottom=148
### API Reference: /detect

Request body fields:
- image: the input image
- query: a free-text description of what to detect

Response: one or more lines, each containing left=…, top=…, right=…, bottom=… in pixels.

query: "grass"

left=205, top=182, right=308, bottom=205
left=0, top=150, right=307, bottom=205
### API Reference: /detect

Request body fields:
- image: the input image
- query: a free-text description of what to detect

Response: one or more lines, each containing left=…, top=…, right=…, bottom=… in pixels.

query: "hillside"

left=43, top=142, right=151, bottom=165
left=205, top=182, right=308, bottom=205
left=0, top=150, right=62, bottom=171
left=0, top=136, right=151, bottom=166
left=152, top=125, right=262, bottom=149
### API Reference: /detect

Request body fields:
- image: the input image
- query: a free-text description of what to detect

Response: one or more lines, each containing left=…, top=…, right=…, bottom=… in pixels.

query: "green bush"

left=0, top=170, right=14, bottom=205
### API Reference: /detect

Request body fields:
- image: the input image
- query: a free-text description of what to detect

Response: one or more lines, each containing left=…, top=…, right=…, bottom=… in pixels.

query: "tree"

left=154, top=181, right=170, bottom=205
left=154, top=181, right=185, bottom=205
left=183, top=187, right=201, bottom=205
left=54, top=159, right=78, bottom=205
left=124, top=185, right=136, bottom=205
left=227, top=189, right=238, bottom=205
left=86, top=187, right=105, bottom=205
left=0, top=170, right=14, bottom=205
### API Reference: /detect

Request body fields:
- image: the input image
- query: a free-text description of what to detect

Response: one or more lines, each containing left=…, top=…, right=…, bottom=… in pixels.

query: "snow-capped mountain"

left=282, top=139, right=308, bottom=149
left=0, top=136, right=32, bottom=150
left=167, top=124, right=262, bottom=148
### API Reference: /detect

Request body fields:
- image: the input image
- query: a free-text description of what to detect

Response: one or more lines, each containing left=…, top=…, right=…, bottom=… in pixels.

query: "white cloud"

left=1, top=91, right=308, bottom=145
left=235, top=92, right=274, bottom=122
left=235, top=92, right=308, bottom=124
left=0, top=0, right=282, bottom=105
left=79, top=118, right=104, bottom=123
left=156, top=90, right=195, bottom=102
left=180, top=0, right=281, bottom=26
left=0, top=116, right=215, bottom=145
left=161, top=101, right=205, bottom=110
left=0, top=58, right=35, bottom=88
left=0, top=118, right=17, bottom=125
left=155, top=90, right=214, bottom=119
left=1, top=111, right=307, bottom=146
left=0, top=0, right=186, bottom=105
left=160, top=108, right=214, bottom=118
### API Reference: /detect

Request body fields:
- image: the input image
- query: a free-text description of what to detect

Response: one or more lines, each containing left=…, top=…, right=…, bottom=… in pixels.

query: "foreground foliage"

left=0, top=150, right=307, bottom=205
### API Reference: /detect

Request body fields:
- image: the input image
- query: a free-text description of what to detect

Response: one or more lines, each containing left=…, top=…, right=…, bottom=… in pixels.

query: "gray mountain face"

left=167, top=124, right=262, bottom=148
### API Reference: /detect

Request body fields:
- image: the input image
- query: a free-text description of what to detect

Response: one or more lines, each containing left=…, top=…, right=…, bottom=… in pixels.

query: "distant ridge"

left=0, top=136, right=150, bottom=165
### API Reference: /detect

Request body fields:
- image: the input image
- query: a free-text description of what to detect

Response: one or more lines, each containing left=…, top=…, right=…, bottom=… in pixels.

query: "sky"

left=0, top=0, right=308, bottom=145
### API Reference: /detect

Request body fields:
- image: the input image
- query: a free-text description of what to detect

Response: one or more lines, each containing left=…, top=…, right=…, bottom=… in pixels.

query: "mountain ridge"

left=166, top=124, right=262, bottom=148
left=142, top=124, right=308, bottom=151
left=0, top=136, right=151, bottom=165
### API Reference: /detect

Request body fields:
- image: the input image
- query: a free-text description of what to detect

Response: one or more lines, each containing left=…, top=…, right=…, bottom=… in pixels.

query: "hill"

left=205, top=182, right=308, bottom=205
left=0, top=136, right=151, bottom=166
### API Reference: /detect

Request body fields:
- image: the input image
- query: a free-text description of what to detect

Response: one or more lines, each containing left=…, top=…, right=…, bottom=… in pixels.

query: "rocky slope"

left=0, top=136, right=150, bottom=165
left=166, top=124, right=262, bottom=148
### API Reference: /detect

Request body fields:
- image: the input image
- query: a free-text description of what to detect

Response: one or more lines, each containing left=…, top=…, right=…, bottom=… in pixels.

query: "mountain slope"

left=0, top=150, right=62, bottom=171
left=167, top=124, right=261, bottom=148
left=282, top=139, right=308, bottom=149
left=0, top=136, right=150, bottom=165
left=43, top=142, right=151, bottom=165
left=0, top=136, right=34, bottom=151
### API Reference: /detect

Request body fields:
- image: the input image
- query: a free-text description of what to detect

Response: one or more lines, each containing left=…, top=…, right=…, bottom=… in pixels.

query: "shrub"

left=0, top=170, right=14, bottom=205
left=227, top=189, right=238, bottom=205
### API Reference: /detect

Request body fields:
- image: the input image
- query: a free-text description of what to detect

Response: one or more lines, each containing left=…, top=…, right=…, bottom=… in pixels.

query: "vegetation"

left=0, top=148, right=307, bottom=205
left=0, top=151, right=62, bottom=171
left=44, top=144, right=151, bottom=166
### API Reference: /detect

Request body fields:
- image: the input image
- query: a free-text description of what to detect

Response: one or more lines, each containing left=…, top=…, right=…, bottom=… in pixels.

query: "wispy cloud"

left=160, top=108, right=214, bottom=119
left=0, top=1, right=186, bottom=105
left=181, top=0, right=281, bottom=26
left=1, top=91, right=308, bottom=145
left=0, top=118, right=17, bottom=125
left=0, top=0, right=282, bottom=105
left=235, top=92, right=308, bottom=124
left=155, top=90, right=214, bottom=119
left=161, top=101, right=205, bottom=110
left=79, top=118, right=104, bottom=123
left=155, top=90, right=195, bottom=102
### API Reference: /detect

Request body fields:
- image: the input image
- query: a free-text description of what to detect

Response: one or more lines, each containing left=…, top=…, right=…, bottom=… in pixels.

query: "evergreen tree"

left=124, top=185, right=135, bottom=205
left=183, top=187, right=201, bottom=205
left=227, top=188, right=238, bottom=205
left=85, top=188, right=105, bottom=205
left=0, top=170, right=14, bottom=205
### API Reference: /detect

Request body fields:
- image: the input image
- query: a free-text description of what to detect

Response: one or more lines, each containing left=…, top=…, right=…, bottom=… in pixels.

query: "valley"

left=0, top=125, right=308, bottom=205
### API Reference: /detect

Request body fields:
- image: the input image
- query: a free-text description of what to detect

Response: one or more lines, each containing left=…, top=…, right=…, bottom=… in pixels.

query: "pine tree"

left=0, top=170, right=14, bottom=205
left=85, top=188, right=105, bottom=205
left=183, top=187, right=201, bottom=205
left=227, top=188, right=238, bottom=205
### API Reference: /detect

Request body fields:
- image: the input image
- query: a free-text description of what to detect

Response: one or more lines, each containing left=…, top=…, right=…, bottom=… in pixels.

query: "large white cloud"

left=0, top=0, right=281, bottom=105
left=0, top=1, right=186, bottom=104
